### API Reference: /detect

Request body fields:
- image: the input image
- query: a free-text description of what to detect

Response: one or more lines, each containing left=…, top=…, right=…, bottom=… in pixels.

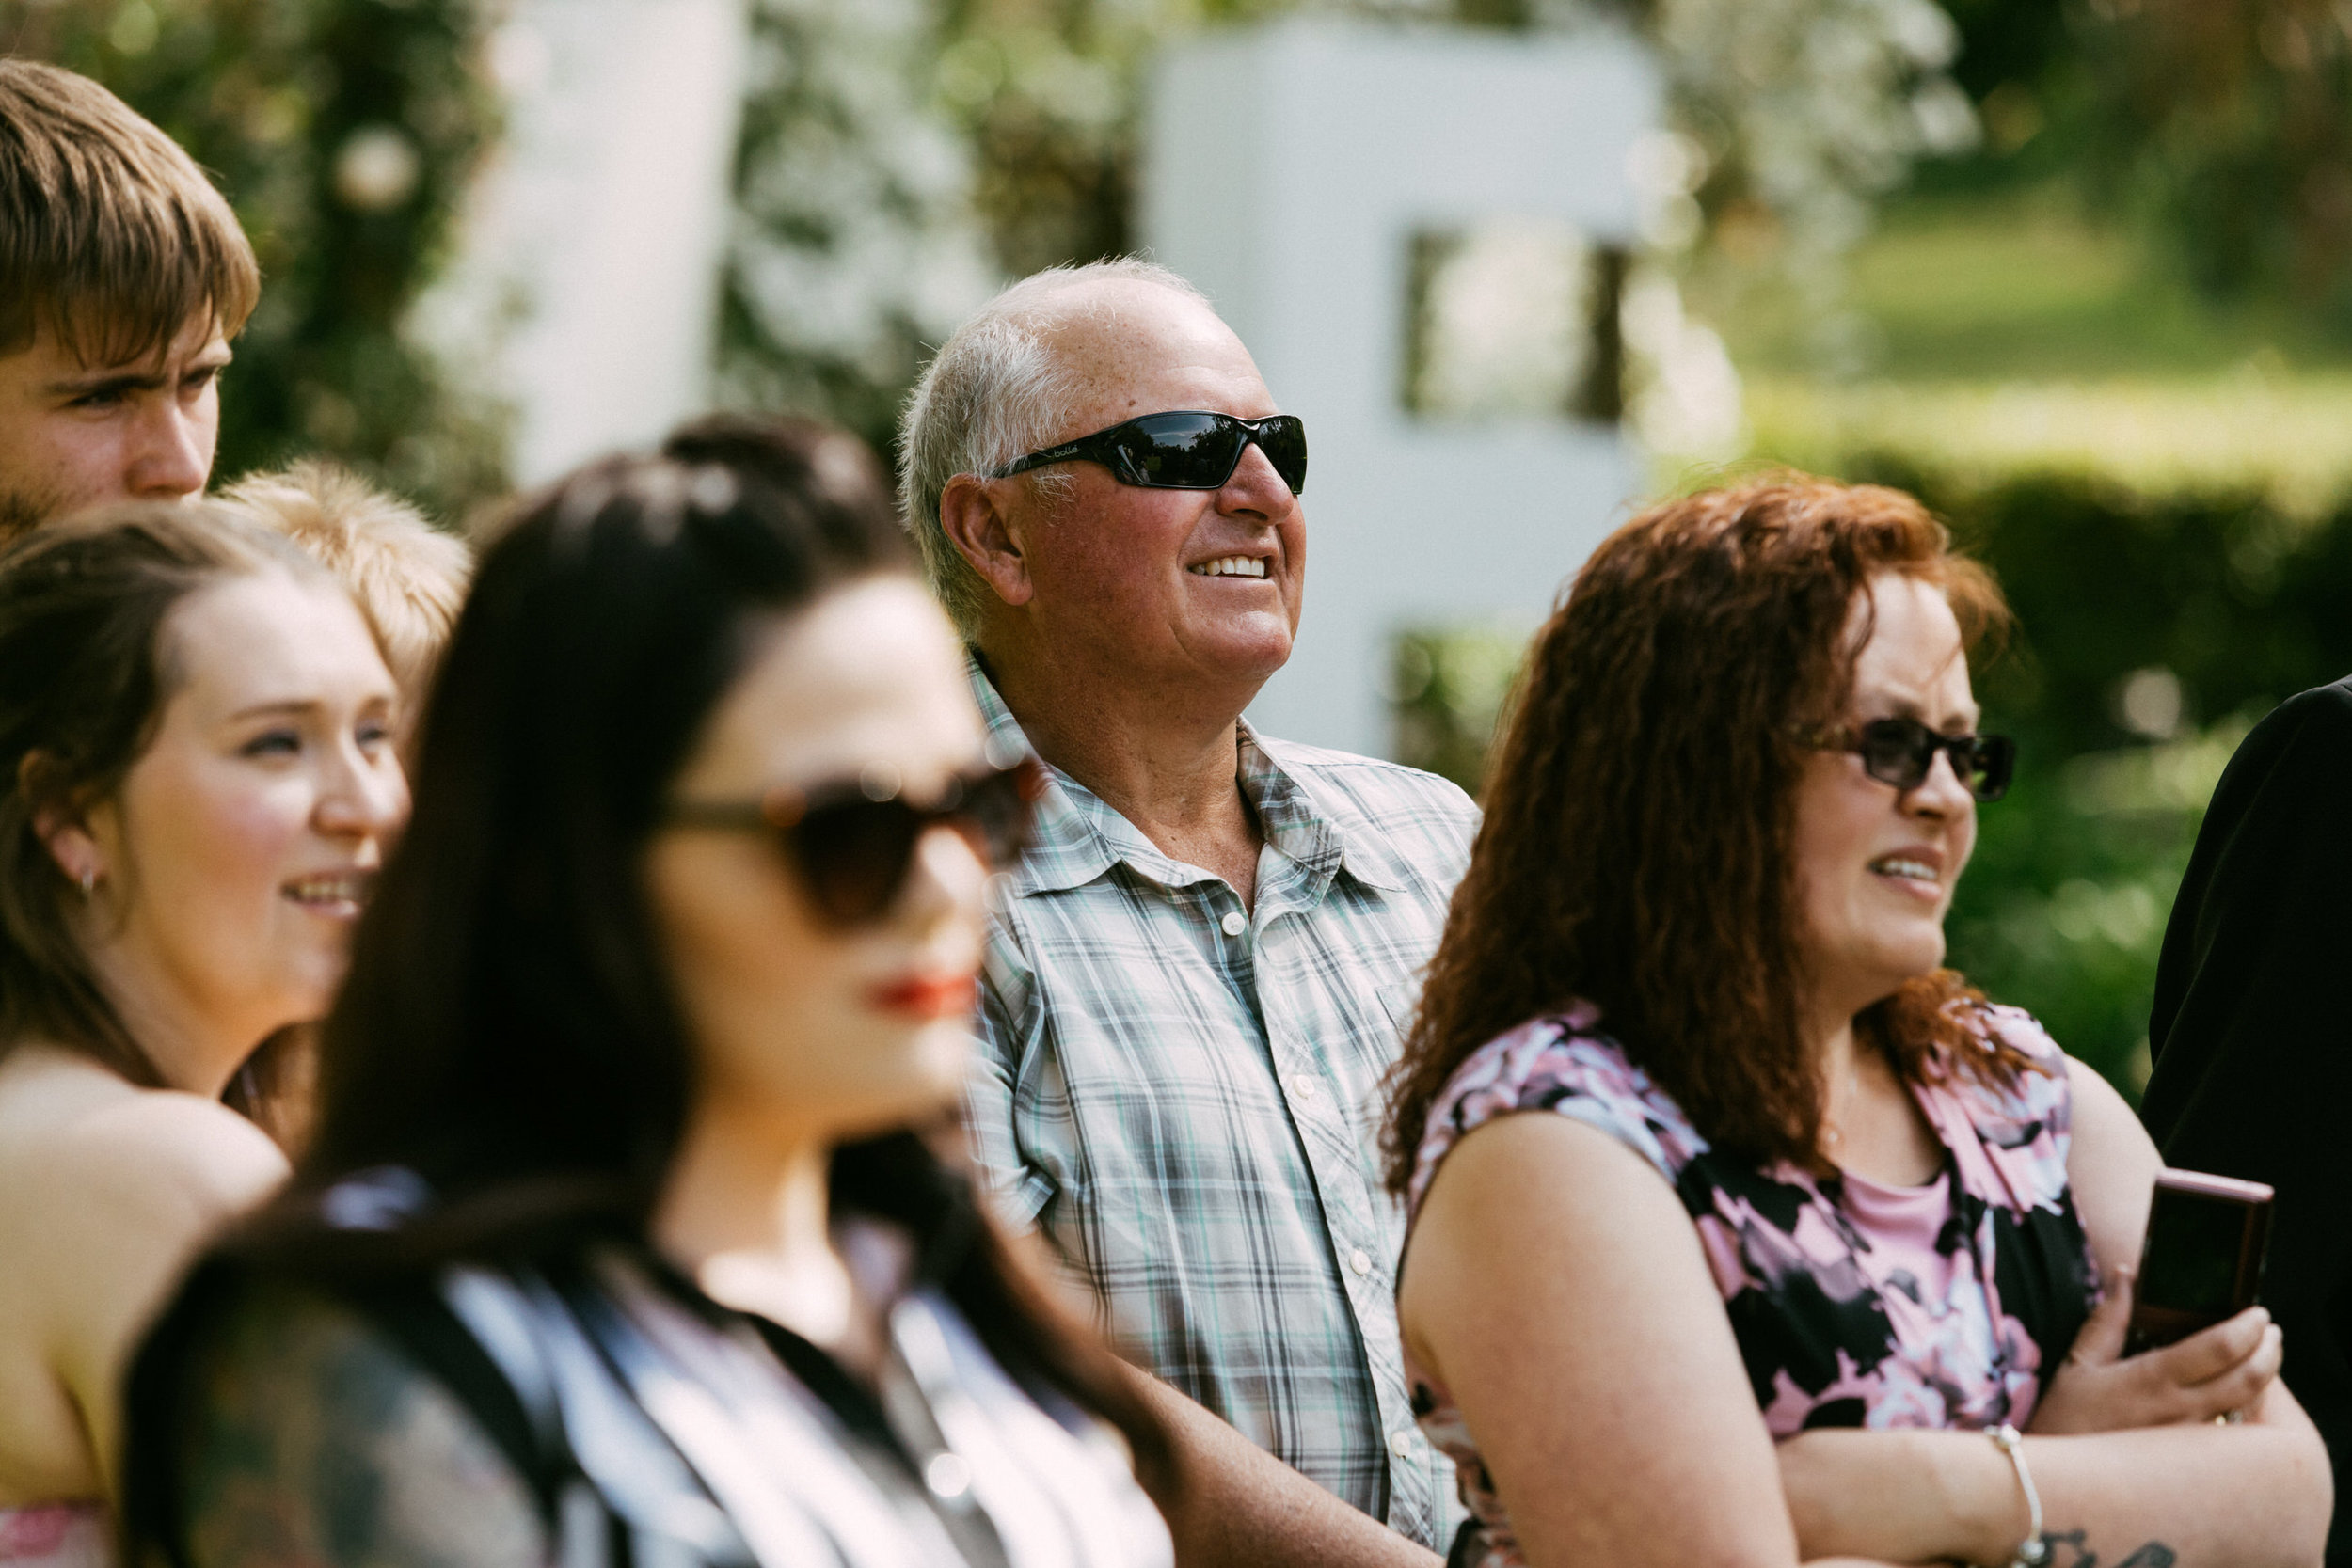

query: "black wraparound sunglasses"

left=666, top=753, right=1044, bottom=927
left=998, top=410, right=1308, bottom=496
left=1807, top=716, right=2016, bottom=802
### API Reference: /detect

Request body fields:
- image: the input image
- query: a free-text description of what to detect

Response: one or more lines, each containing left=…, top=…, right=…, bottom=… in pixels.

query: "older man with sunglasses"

left=903, top=260, right=1476, bottom=1568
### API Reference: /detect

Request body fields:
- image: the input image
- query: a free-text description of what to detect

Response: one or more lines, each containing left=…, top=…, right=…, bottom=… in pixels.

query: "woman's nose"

left=1905, top=745, right=1975, bottom=818
left=315, top=743, right=410, bottom=839
left=898, top=820, right=990, bottom=930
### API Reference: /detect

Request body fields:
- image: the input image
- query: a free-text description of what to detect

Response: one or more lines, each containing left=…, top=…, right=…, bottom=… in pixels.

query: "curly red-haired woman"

left=1384, top=480, right=2329, bottom=1568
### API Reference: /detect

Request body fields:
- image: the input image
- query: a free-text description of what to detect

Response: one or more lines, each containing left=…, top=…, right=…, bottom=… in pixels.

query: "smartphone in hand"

left=2125, top=1168, right=2275, bottom=1354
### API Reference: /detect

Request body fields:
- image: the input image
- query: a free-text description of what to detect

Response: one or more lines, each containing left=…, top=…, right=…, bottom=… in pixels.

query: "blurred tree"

left=2, top=0, right=504, bottom=516
left=1588, top=0, right=1979, bottom=363
left=928, top=0, right=1458, bottom=285
left=720, top=0, right=998, bottom=458
left=2078, top=0, right=2352, bottom=338
left=1907, top=0, right=2077, bottom=184
left=1888, top=0, right=2352, bottom=342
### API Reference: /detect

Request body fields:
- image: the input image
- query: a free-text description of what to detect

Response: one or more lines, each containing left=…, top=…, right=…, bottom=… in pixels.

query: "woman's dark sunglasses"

left=667, top=755, right=1045, bottom=926
left=997, top=410, right=1308, bottom=496
left=1812, top=717, right=2016, bottom=802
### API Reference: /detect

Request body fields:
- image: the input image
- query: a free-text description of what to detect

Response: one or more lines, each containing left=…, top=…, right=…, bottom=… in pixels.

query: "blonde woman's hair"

left=216, top=461, right=471, bottom=705
left=0, top=59, right=260, bottom=365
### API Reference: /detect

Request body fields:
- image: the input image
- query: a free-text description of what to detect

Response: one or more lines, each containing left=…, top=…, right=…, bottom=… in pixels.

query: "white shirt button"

left=1389, top=1429, right=1415, bottom=1459
left=1290, top=1074, right=1318, bottom=1100
left=1219, top=911, right=1247, bottom=937
left=1349, top=1247, right=1373, bottom=1277
left=925, top=1452, right=972, bottom=1498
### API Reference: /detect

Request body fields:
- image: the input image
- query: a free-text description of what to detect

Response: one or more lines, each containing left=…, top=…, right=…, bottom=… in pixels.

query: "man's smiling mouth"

left=1189, top=555, right=1268, bottom=578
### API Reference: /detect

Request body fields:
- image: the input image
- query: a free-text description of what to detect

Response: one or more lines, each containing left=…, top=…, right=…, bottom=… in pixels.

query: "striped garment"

left=963, top=659, right=1477, bottom=1549
left=133, top=1178, right=1171, bottom=1568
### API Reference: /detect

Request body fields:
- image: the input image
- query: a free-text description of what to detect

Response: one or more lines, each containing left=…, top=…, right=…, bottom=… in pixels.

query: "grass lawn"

left=1681, top=189, right=2352, bottom=507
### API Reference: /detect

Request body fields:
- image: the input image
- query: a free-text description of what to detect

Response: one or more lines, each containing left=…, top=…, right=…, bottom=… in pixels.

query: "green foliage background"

left=2, top=0, right=504, bottom=516
left=1930, top=0, right=2352, bottom=344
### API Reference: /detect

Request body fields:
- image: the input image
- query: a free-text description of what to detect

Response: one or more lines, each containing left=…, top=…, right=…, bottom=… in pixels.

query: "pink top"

left=0, top=1505, right=107, bottom=1568
left=1402, top=1001, right=2098, bottom=1568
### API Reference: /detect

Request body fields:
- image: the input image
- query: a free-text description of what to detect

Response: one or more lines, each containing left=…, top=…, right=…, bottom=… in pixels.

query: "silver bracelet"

left=1988, top=1424, right=2052, bottom=1568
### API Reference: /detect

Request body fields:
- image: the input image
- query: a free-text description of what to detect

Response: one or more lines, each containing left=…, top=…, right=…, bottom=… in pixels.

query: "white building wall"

left=1144, top=20, right=1661, bottom=758
left=427, top=0, right=751, bottom=486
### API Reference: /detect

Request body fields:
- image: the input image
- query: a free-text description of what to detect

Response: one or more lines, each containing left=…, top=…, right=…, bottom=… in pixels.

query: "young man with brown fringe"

left=0, top=58, right=260, bottom=537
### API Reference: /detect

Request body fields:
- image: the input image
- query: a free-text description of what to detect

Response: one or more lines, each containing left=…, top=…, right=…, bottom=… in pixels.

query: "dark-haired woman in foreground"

left=1384, top=481, right=2328, bottom=1568
left=124, top=418, right=1174, bottom=1568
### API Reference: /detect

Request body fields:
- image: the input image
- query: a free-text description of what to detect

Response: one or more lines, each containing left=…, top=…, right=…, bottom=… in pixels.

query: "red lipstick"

left=868, top=973, right=978, bottom=1020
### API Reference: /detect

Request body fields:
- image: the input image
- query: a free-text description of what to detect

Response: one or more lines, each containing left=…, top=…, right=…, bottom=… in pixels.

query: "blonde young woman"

left=0, top=506, right=405, bottom=1567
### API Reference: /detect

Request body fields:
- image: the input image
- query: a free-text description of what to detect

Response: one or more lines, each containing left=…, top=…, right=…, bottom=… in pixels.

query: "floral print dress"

left=1401, top=1001, right=2099, bottom=1568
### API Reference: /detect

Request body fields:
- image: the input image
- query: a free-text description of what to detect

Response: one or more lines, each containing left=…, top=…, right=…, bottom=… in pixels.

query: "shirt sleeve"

left=962, top=924, right=1057, bottom=1232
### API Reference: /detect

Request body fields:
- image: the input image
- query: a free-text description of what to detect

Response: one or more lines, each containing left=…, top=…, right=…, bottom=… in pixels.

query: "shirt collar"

left=967, top=653, right=1406, bottom=896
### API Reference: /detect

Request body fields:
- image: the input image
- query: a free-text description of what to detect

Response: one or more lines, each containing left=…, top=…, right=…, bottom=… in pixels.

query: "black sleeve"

left=2142, top=674, right=2352, bottom=1561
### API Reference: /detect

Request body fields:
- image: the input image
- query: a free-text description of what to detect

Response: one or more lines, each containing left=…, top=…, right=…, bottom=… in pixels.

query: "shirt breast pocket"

left=1375, top=978, right=1424, bottom=1043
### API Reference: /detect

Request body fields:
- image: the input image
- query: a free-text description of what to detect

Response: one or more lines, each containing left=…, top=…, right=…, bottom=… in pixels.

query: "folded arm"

left=1778, top=1058, right=2330, bottom=1567
left=1400, top=1111, right=1899, bottom=1568
left=963, top=1005, right=1437, bottom=1568
left=1781, top=1385, right=2325, bottom=1568
left=1124, top=1370, right=1441, bottom=1568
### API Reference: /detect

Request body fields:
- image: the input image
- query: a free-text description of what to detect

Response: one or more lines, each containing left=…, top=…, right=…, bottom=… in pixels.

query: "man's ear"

left=938, top=474, right=1035, bottom=610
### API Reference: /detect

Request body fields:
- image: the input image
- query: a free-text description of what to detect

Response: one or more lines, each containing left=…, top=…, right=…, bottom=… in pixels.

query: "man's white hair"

left=898, top=257, right=1210, bottom=640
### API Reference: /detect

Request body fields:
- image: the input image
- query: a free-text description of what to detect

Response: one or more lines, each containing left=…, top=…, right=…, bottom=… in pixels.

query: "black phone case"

left=2123, top=1168, right=2274, bottom=1354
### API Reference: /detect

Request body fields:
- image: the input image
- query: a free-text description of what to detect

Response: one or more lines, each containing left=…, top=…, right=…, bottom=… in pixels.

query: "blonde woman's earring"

left=78, top=866, right=96, bottom=896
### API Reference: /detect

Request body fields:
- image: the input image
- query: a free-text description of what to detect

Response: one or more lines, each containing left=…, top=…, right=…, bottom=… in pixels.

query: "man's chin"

left=1190, top=627, right=1295, bottom=696
left=1211, top=612, right=1295, bottom=674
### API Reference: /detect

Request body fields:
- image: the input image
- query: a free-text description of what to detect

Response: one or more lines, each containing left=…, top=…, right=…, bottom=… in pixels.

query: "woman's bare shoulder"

left=0, top=1052, right=286, bottom=1244
left=0, top=1047, right=286, bottom=1344
left=0, top=1048, right=290, bottom=1494
left=1401, top=1108, right=1713, bottom=1353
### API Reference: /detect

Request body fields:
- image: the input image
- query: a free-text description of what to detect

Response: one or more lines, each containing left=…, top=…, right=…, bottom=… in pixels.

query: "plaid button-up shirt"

left=963, top=660, right=1477, bottom=1549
